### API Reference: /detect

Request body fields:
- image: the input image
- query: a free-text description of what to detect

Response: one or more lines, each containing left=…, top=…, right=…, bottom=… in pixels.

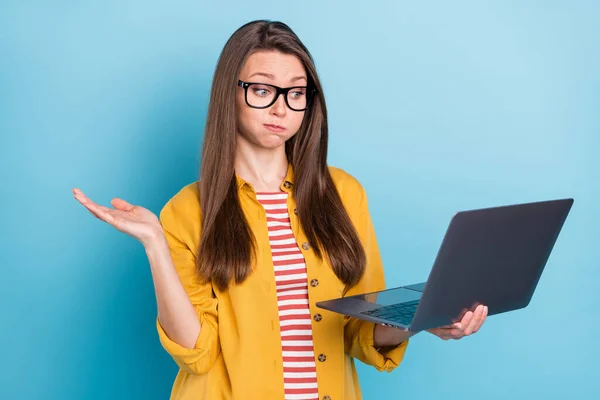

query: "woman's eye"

left=253, top=88, right=270, bottom=97
left=290, top=90, right=306, bottom=99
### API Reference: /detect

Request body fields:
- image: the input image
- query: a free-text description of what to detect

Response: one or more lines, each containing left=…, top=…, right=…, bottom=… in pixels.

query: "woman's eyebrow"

left=248, top=72, right=307, bottom=83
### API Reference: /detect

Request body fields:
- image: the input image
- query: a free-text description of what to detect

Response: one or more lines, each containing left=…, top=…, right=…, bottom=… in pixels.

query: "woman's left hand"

left=427, top=304, right=488, bottom=340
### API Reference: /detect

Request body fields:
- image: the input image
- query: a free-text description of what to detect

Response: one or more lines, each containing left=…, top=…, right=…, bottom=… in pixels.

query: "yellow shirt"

left=156, top=164, right=409, bottom=400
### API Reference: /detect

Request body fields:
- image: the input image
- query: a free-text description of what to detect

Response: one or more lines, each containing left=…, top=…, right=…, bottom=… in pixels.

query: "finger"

left=111, top=198, right=135, bottom=211
left=73, top=190, right=104, bottom=220
left=73, top=189, right=96, bottom=208
left=473, top=306, right=488, bottom=333
left=464, top=306, right=485, bottom=335
left=78, top=196, right=117, bottom=225
left=445, top=312, right=471, bottom=339
left=89, top=203, right=112, bottom=213
left=74, top=190, right=113, bottom=214
left=460, top=311, right=474, bottom=332
left=73, top=188, right=95, bottom=204
left=84, top=206, right=103, bottom=220
left=439, top=322, right=461, bottom=329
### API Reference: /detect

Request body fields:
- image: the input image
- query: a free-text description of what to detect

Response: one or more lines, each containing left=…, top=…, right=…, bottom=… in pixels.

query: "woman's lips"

left=264, top=124, right=286, bottom=133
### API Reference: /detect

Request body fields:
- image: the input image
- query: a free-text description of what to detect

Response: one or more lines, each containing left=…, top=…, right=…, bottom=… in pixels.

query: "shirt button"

left=318, top=354, right=327, bottom=362
left=310, top=279, right=319, bottom=287
left=323, top=396, right=331, bottom=400
left=283, top=181, right=292, bottom=189
left=314, top=314, right=322, bottom=322
left=293, top=208, right=298, bottom=215
left=301, top=242, right=310, bottom=250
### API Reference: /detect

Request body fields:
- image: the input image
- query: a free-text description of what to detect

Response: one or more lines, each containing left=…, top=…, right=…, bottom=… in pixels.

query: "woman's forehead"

left=241, top=51, right=306, bottom=83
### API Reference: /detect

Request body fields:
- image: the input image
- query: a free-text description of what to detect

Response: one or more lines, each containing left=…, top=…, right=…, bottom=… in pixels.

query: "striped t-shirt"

left=256, top=191, right=319, bottom=400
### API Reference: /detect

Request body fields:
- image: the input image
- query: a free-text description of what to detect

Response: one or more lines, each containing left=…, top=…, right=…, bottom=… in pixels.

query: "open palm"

left=73, top=188, right=162, bottom=245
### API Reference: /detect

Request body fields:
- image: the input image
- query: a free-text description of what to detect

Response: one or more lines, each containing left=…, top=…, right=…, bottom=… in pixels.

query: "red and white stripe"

left=256, top=192, right=319, bottom=400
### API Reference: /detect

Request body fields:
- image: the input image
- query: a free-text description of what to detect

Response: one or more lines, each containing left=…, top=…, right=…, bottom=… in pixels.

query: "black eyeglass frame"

left=237, top=80, right=317, bottom=111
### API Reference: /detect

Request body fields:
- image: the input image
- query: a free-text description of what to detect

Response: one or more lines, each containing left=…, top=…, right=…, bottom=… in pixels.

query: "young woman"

left=73, top=20, right=487, bottom=400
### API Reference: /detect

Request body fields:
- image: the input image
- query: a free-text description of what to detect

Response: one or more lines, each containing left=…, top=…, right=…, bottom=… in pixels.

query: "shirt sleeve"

left=155, top=198, right=220, bottom=375
left=343, top=184, right=409, bottom=372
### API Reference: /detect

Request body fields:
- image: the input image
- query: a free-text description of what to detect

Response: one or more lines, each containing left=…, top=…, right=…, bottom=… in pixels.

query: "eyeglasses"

left=237, top=80, right=316, bottom=112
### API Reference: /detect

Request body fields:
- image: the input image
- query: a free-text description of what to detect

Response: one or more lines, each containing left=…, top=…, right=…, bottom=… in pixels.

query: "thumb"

left=111, top=197, right=135, bottom=211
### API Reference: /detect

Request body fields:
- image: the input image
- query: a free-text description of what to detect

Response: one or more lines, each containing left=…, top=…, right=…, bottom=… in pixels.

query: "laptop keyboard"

left=360, top=300, right=420, bottom=326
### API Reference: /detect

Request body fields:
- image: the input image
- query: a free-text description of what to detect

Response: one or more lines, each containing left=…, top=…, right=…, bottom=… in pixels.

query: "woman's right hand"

left=73, top=188, right=164, bottom=247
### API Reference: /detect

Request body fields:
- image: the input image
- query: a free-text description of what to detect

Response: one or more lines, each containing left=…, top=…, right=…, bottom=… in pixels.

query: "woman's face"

left=236, top=51, right=308, bottom=149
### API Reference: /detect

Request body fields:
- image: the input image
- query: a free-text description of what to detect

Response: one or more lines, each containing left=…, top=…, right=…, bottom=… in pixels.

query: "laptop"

left=316, top=198, right=574, bottom=333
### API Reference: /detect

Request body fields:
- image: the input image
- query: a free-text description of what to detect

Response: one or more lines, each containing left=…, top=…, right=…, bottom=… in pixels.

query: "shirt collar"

left=235, top=162, right=295, bottom=193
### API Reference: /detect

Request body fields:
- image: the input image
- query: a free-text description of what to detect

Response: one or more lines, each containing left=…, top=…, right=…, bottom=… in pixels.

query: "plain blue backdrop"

left=1, top=1, right=599, bottom=399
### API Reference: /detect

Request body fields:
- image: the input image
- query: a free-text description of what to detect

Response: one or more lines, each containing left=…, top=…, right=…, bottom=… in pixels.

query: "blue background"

left=1, top=1, right=598, bottom=399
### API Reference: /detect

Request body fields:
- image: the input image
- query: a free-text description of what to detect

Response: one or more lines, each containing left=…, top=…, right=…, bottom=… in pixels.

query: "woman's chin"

left=258, top=133, right=292, bottom=149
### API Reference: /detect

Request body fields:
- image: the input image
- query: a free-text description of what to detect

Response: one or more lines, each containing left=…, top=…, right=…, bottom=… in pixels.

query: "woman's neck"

left=234, top=139, right=288, bottom=193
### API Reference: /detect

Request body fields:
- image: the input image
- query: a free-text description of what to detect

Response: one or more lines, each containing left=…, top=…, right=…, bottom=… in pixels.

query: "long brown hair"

left=198, top=20, right=366, bottom=292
